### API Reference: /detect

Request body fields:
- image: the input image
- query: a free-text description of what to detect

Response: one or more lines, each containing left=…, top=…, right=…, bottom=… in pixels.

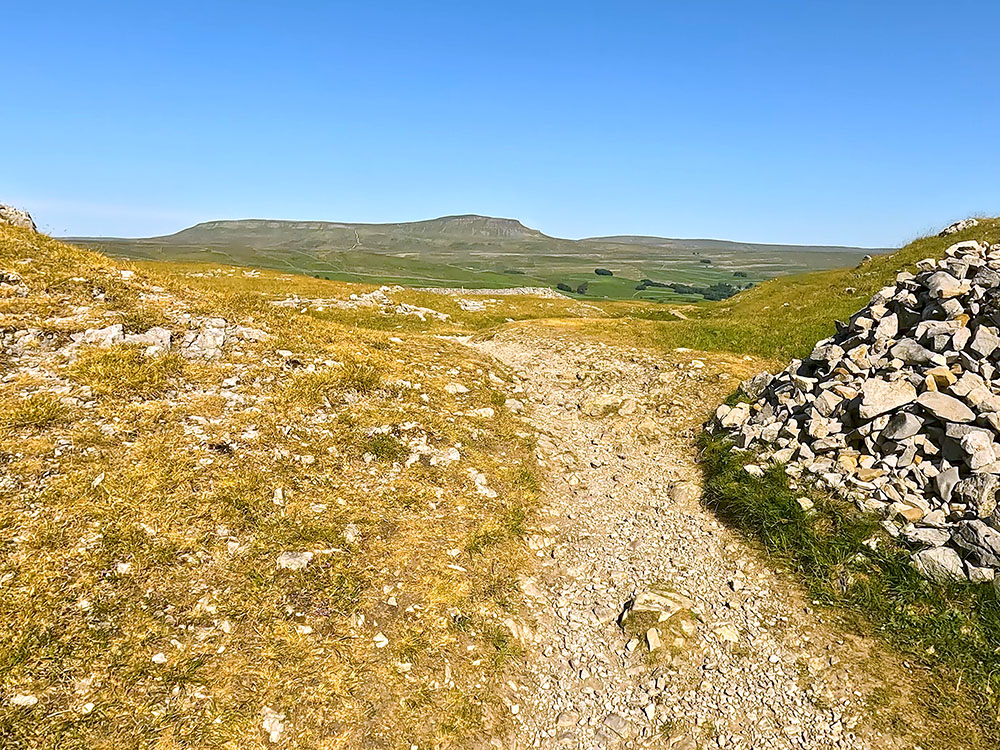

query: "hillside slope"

left=3, top=219, right=992, bottom=748
left=0, top=225, right=543, bottom=747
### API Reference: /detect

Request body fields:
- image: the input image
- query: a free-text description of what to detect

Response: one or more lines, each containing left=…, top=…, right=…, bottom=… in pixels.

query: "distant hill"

left=585, top=235, right=875, bottom=254
left=157, top=214, right=547, bottom=248
left=68, top=214, right=890, bottom=303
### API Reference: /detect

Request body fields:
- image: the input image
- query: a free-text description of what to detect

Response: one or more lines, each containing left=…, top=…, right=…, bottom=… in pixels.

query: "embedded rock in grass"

left=183, top=323, right=226, bottom=359
left=72, top=323, right=125, bottom=347
left=941, top=218, right=979, bottom=236
left=276, top=551, right=313, bottom=570
left=261, top=706, right=286, bottom=743
left=0, top=204, right=36, bottom=231
left=911, top=547, right=966, bottom=584
left=124, top=326, right=172, bottom=354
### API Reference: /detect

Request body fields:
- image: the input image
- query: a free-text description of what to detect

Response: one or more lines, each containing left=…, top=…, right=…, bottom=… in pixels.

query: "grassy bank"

left=699, top=423, right=1000, bottom=746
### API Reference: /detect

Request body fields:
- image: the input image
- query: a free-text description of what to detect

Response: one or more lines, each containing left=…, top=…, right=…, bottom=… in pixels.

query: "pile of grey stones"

left=710, top=235, right=1000, bottom=585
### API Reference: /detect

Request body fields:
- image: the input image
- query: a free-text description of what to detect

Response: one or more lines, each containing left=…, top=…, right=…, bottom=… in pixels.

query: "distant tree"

left=576, top=282, right=589, bottom=295
left=699, top=258, right=713, bottom=265
left=556, top=282, right=573, bottom=292
left=667, top=282, right=742, bottom=300
left=733, top=270, right=748, bottom=277
left=594, top=268, right=613, bottom=276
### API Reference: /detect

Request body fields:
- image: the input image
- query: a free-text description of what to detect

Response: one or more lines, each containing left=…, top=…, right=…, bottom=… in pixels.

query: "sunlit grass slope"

left=0, top=226, right=542, bottom=748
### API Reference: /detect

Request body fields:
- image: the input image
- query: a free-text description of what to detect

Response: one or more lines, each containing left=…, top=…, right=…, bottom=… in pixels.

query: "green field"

left=69, top=214, right=888, bottom=303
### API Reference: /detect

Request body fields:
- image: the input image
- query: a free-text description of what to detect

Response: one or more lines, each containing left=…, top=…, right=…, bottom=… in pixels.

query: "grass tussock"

left=699, top=432, right=1000, bottom=748
left=68, top=345, right=184, bottom=397
left=283, top=360, right=384, bottom=406
left=0, top=392, right=70, bottom=431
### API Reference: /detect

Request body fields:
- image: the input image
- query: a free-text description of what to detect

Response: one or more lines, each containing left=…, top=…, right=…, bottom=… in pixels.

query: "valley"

left=69, top=215, right=888, bottom=304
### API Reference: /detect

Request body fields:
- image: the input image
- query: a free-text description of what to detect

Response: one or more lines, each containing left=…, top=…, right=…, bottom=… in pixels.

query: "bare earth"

left=474, top=325, right=918, bottom=750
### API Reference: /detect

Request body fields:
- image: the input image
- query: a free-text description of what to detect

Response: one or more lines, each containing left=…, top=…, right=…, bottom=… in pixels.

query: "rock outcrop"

left=0, top=204, right=36, bottom=231
left=941, top=218, right=979, bottom=236
left=712, top=237, right=1000, bottom=583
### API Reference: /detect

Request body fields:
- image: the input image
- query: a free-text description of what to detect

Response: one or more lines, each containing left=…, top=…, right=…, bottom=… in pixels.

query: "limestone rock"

left=915, top=392, right=975, bottom=423
left=911, top=547, right=966, bottom=584
left=0, top=204, right=36, bottom=231
left=858, top=379, right=916, bottom=419
left=953, top=520, right=1000, bottom=567
left=276, top=551, right=313, bottom=570
left=940, top=218, right=979, bottom=235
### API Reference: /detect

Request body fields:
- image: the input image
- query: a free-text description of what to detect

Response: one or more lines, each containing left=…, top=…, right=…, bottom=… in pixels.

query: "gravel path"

left=475, top=328, right=913, bottom=750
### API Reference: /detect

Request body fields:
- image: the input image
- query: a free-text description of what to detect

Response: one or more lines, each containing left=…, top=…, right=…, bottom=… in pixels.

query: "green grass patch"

left=466, top=506, right=528, bottom=554
left=698, top=431, right=1000, bottom=747
left=364, top=433, right=409, bottom=462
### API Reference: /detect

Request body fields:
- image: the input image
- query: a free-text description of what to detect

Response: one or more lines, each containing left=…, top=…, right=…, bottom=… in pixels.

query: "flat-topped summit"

left=156, top=214, right=546, bottom=246
left=413, top=214, right=545, bottom=239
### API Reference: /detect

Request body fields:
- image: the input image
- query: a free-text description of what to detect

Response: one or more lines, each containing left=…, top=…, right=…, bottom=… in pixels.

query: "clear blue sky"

left=3, top=1, right=998, bottom=246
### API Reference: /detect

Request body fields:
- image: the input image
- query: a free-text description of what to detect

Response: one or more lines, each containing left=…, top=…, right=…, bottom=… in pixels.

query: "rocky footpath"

left=712, top=237, right=1000, bottom=584
left=476, top=330, right=917, bottom=749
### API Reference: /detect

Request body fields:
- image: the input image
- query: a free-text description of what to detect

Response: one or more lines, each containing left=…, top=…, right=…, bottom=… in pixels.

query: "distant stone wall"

left=414, top=286, right=570, bottom=299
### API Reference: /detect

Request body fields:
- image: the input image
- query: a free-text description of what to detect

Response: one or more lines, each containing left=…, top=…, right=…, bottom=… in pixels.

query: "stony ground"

left=475, top=326, right=919, bottom=750
left=0, top=228, right=542, bottom=747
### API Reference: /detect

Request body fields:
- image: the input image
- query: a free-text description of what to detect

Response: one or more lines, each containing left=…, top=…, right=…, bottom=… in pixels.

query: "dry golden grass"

left=0, top=392, right=71, bottom=431
left=0, top=225, right=541, bottom=748
left=68, top=345, right=185, bottom=397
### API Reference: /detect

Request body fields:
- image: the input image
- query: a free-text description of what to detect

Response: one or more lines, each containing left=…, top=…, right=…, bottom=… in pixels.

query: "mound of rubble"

left=712, top=237, right=1000, bottom=585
